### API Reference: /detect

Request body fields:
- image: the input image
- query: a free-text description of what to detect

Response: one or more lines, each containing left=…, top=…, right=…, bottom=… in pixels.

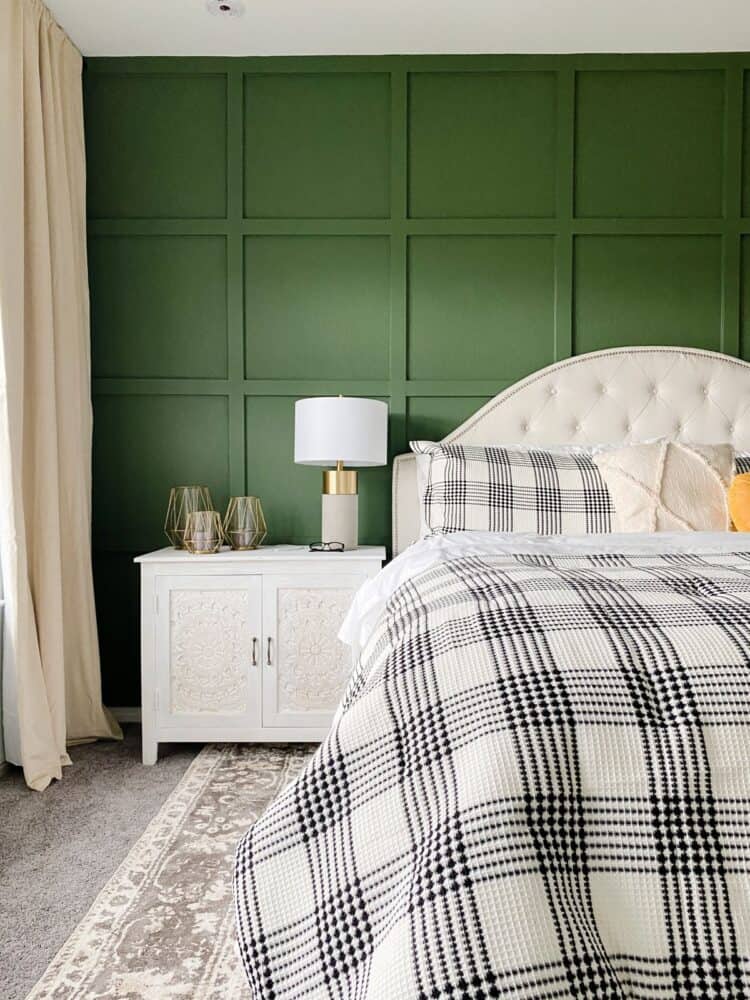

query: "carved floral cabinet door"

left=155, top=575, right=262, bottom=734
left=261, top=573, right=361, bottom=729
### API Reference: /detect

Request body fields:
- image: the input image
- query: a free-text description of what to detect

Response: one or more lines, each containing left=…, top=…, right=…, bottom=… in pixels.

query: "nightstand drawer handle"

left=266, top=637, right=273, bottom=666
left=251, top=637, right=258, bottom=667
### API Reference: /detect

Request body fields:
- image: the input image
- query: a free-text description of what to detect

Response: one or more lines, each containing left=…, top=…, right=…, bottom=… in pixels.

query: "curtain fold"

left=0, top=0, right=122, bottom=791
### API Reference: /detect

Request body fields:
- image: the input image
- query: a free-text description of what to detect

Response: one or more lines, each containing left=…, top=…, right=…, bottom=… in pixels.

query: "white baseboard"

left=111, top=706, right=142, bottom=724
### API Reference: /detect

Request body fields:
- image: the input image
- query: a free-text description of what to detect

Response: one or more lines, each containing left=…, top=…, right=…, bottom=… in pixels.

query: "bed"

left=235, top=347, right=750, bottom=999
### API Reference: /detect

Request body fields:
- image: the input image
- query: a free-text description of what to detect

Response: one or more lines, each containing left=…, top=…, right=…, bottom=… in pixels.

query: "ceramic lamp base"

left=321, top=493, right=358, bottom=550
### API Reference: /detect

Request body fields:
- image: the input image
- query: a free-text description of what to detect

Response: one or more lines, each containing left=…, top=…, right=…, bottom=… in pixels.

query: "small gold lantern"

left=164, top=486, right=214, bottom=549
left=184, top=510, right=223, bottom=554
left=223, top=496, right=267, bottom=550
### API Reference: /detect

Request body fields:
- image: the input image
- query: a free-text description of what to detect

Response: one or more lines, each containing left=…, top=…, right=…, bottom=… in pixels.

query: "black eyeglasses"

left=309, top=541, right=345, bottom=552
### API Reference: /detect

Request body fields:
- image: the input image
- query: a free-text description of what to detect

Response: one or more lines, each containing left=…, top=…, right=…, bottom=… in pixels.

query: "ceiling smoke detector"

left=206, top=0, right=245, bottom=15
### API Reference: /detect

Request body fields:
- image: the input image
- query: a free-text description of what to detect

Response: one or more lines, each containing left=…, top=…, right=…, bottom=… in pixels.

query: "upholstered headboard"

left=393, top=346, right=750, bottom=555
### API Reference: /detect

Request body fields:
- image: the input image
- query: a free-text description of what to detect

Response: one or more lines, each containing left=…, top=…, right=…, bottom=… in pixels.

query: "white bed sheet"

left=340, top=530, right=750, bottom=653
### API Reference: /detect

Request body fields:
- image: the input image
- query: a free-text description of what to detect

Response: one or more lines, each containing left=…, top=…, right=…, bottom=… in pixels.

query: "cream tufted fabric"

left=593, top=440, right=733, bottom=533
left=393, top=347, right=750, bottom=554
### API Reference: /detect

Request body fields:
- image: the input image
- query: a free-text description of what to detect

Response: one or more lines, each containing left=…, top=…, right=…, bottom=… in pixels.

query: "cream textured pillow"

left=592, top=441, right=733, bottom=532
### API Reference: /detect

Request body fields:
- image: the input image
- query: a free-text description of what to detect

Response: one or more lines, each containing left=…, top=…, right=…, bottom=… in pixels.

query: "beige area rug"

left=26, top=744, right=313, bottom=1000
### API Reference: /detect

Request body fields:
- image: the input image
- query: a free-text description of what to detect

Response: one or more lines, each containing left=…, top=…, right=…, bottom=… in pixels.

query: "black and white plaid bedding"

left=411, top=441, right=613, bottom=535
left=235, top=548, right=750, bottom=999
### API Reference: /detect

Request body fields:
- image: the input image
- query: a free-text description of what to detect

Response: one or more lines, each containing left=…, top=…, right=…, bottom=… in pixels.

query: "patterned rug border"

left=25, top=744, right=237, bottom=1000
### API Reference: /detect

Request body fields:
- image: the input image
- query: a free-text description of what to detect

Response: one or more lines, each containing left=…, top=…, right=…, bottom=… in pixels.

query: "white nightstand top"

left=135, top=544, right=387, bottom=565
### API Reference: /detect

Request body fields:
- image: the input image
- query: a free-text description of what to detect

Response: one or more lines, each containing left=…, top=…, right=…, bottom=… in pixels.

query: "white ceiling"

left=44, top=0, right=750, bottom=58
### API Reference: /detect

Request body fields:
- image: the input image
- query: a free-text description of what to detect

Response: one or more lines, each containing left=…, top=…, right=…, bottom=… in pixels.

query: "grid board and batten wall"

left=86, top=54, right=750, bottom=704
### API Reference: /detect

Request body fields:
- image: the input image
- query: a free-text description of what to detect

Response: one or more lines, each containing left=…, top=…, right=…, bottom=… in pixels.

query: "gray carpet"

left=0, top=725, right=198, bottom=1000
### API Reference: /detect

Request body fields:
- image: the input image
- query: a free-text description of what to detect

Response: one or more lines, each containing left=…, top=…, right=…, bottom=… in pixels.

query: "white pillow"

left=593, top=440, right=733, bottom=532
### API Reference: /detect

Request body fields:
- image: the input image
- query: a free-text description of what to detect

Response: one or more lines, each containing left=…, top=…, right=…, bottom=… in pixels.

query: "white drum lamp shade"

left=294, top=397, right=388, bottom=467
left=294, top=397, right=388, bottom=550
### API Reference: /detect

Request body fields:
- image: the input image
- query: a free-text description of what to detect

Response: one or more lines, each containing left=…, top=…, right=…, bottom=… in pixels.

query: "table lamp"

left=294, top=397, right=388, bottom=550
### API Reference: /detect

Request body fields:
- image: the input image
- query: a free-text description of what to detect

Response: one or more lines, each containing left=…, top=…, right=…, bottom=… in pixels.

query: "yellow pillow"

left=729, top=473, right=750, bottom=531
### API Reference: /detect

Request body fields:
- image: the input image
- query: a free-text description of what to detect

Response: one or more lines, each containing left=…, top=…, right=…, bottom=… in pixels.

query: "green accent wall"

left=85, top=53, right=750, bottom=705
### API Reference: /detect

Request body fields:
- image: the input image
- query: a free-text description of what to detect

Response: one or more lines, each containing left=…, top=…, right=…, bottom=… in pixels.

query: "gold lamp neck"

left=323, top=461, right=357, bottom=495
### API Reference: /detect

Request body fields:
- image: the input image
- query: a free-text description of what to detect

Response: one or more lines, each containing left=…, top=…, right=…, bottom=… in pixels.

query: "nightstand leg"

left=142, top=734, right=158, bottom=765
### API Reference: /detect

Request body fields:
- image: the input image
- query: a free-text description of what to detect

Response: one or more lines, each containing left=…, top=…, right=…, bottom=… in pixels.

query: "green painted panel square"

left=575, top=70, right=724, bottom=218
left=245, top=397, right=390, bottom=546
left=409, top=72, right=557, bottom=218
left=244, top=236, right=390, bottom=379
left=407, top=397, right=491, bottom=443
left=408, top=236, right=556, bottom=380
left=244, top=73, right=390, bottom=218
left=740, top=237, right=750, bottom=360
left=741, top=74, right=750, bottom=216
left=93, top=553, right=141, bottom=705
left=84, top=74, right=227, bottom=219
left=90, top=236, right=227, bottom=379
left=574, top=236, right=722, bottom=354
left=93, top=395, right=230, bottom=552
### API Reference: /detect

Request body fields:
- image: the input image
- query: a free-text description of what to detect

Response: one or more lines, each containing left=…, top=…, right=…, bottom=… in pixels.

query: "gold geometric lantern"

left=183, top=510, right=223, bottom=554
left=223, top=496, right=267, bottom=550
left=164, top=485, right=214, bottom=549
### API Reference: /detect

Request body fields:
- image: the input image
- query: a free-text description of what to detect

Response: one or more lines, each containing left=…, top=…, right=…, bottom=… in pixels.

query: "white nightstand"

left=134, top=545, right=385, bottom=764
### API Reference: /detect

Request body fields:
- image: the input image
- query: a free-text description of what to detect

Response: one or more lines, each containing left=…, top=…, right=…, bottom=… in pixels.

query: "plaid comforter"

left=235, top=550, right=750, bottom=999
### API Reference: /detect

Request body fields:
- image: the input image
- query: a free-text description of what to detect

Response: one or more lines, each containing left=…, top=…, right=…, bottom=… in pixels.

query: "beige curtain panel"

left=0, top=0, right=121, bottom=790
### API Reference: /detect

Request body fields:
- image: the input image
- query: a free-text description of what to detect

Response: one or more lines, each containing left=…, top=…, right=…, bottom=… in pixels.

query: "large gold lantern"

left=164, top=485, right=214, bottom=549
left=223, top=496, right=267, bottom=550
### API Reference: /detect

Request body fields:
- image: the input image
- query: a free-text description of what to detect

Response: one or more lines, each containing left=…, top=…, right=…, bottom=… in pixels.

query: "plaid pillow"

left=736, top=453, right=750, bottom=474
left=411, top=441, right=613, bottom=535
